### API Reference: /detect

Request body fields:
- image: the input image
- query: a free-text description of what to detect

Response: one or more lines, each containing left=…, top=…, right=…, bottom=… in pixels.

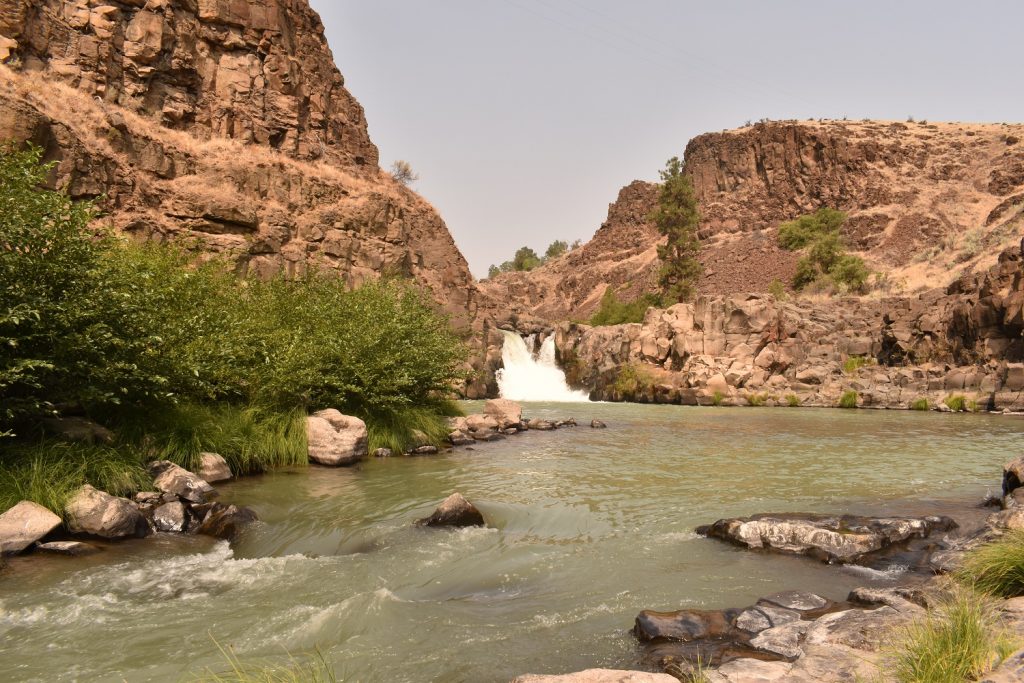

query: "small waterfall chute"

left=496, top=331, right=590, bottom=402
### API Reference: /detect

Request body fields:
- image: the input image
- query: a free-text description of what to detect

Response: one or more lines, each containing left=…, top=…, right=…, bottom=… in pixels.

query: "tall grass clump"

left=190, top=641, right=336, bottom=683
left=889, top=589, right=1015, bottom=683
left=843, top=355, right=873, bottom=374
left=957, top=530, right=1024, bottom=598
left=910, top=397, right=929, bottom=411
left=839, top=390, right=859, bottom=409
left=785, top=394, right=801, bottom=407
left=0, top=442, right=149, bottom=514
left=944, top=395, right=967, bottom=412
left=366, top=403, right=458, bottom=454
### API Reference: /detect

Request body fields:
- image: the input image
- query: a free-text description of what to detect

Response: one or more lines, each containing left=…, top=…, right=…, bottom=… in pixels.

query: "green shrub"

left=0, top=442, right=150, bottom=514
left=957, top=530, right=1024, bottom=598
left=366, top=402, right=459, bottom=454
left=910, top=398, right=930, bottom=411
left=768, top=278, right=787, bottom=300
left=746, top=393, right=767, bottom=406
left=711, top=391, right=726, bottom=407
left=785, top=394, right=801, bottom=407
left=590, top=288, right=660, bottom=326
left=839, top=391, right=859, bottom=409
left=611, top=362, right=653, bottom=397
left=944, top=395, right=967, bottom=412
left=890, top=590, right=1015, bottom=683
left=777, top=208, right=846, bottom=250
left=843, top=356, right=873, bottom=374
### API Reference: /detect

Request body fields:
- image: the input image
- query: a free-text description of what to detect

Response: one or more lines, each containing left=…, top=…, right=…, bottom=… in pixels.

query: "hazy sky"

left=310, top=1, right=1024, bottom=278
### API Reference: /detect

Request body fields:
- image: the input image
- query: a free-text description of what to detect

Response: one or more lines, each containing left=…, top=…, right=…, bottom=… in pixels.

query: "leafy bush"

left=545, top=240, right=568, bottom=260
left=777, top=208, right=847, bottom=250
left=785, top=394, right=801, bottom=407
left=839, top=391, right=859, bottom=408
left=746, top=393, right=767, bottom=406
left=777, top=208, right=870, bottom=294
left=589, top=288, right=660, bottom=326
left=890, top=589, right=1015, bottom=683
left=768, top=278, right=787, bottom=300
left=957, top=530, right=1024, bottom=598
left=611, top=363, right=653, bottom=397
left=910, top=398, right=930, bottom=411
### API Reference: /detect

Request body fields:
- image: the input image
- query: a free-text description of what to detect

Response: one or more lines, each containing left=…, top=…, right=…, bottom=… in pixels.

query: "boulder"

left=465, top=414, right=500, bottom=432
left=40, top=417, right=114, bottom=444
left=449, top=431, right=474, bottom=446
left=64, top=485, right=150, bottom=539
left=1003, top=454, right=1024, bottom=496
left=35, top=541, right=101, bottom=556
left=511, top=671, right=676, bottom=683
left=472, top=431, right=506, bottom=442
left=696, top=513, right=956, bottom=564
left=148, top=461, right=217, bottom=503
left=528, top=419, right=557, bottom=431
left=153, top=501, right=188, bottom=533
left=0, top=501, right=62, bottom=554
left=409, top=445, right=439, bottom=456
left=195, top=503, right=258, bottom=541
left=198, top=452, right=232, bottom=483
left=416, top=493, right=485, bottom=528
left=633, top=607, right=743, bottom=642
left=484, top=399, right=522, bottom=428
left=306, top=409, right=368, bottom=466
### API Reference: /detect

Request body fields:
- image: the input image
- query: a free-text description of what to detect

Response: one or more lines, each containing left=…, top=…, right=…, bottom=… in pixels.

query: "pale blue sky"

left=310, top=1, right=1024, bottom=277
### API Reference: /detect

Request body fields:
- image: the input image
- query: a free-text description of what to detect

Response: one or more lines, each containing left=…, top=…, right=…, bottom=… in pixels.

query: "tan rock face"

left=0, top=1, right=478, bottom=329
left=478, top=120, right=1024, bottom=324
left=0, top=501, right=62, bottom=554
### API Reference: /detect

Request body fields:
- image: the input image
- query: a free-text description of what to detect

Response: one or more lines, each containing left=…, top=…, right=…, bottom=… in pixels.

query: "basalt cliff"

left=475, top=120, right=1024, bottom=408
left=0, top=0, right=477, bottom=326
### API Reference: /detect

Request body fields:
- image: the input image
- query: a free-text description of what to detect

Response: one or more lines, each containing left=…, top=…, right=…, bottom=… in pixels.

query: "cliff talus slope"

left=0, top=0, right=477, bottom=325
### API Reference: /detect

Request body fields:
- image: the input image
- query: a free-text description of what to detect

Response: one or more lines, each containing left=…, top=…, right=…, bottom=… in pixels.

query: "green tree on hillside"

left=650, top=156, right=703, bottom=303
left=513, top=246, right=542, bottom=271
left=545, top=240, right=569, bottom=260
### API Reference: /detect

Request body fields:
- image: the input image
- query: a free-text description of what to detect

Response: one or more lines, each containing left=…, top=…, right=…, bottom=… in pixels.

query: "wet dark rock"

left=528, top=419, right=557, bottom=431
left=65, top=485, right=150, bottom=539
left=448, top=431, right=474, bottom=446
left=591, top=420, right=608, bottom=429
left=134, top=492, right=162, bottom=505
left=758, top=591, right=831, bottom=614
left=697, top=513, right=957, bottom=564
left=0, top=501, right=62, bottom=555
left=633, top=607, right=744, bottom=642
left=35, top=541, right=101, bottom=556
left=501, top=427, right=520, bottom=435
left=1004, top=455, right=1024, bottom=496
left=472, top=431, right=505, bottom=442
left=153, top=501, right=188, bottom=533
left=148, top=461, right=217, bottom=504
left=410, top=445, right=439, bottom=456
left=195, top=503, right=258, bottom=541
left=556, top=418, right=577, bottom=427
left=373, top=448, right=394, bottom=458
left=416, top=493, right=485, bottom=528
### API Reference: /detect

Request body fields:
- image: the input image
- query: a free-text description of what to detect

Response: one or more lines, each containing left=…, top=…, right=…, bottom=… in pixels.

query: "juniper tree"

left=651, top=156, right=703, bottom=303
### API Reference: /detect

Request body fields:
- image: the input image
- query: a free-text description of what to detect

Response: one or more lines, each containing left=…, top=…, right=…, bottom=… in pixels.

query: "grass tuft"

left=711, top=391, right=726, bottom=407
left=843, top=356, right=874, bottom=374
left=839, top=390, right=859, bottom=409
left=0, top=441, right=150, bottom=514
left=910, top=398, right=930, bottom=411
left=785, top=394, right=801, bottom=407
left=944, top=395, right=967, bottom=412
left=890, top=589, right=1016, bottom=683
left=189, top=640, right=336, bottom=683
left=957, top=530, right=1024, bottom=598
left=365, top=404, right=458, bottom=454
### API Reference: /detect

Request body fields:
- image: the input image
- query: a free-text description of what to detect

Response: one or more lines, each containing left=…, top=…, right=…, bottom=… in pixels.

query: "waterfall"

left=496, top=330, right=591, bottom=402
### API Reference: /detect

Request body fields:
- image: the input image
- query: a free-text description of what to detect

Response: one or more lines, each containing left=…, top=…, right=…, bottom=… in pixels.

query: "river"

left=1, top=403, right=1022, bottom=682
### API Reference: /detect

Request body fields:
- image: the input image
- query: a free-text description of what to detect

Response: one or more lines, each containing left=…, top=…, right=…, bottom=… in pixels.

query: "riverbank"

left=0, top=403, right=1020, bottom=681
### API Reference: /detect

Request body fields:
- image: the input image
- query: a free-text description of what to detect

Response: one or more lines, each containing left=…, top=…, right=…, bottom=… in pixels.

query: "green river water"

left=1, top=403, right=1022, bottom=682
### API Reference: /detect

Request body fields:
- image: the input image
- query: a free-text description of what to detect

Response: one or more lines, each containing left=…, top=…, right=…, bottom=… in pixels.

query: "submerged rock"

left=198, top=452, right=232, bottom=483
left=65, top=485, right=150, bottom=539
left=527, top=419, right=557, bottom=431
left=373, top=448, right=394, bottom=458
left=591, top=420, right=608, bottom=429
left=306, top=409, right=368, bottom=466
left=35, top=541, right=101, bottom=556
left=484, top=399, right=522, bottom=429
left=149, top=461, right=218, bottom=504
left=696, top=513, right=956, bottom=564
left=511, top=671, right=676, bottom=683
left=409, top=445, right=439, bottom=456
left=0, top=501, right=62, bottom=555
left=448, top=431, right=474, bottom=446
left=417, top=493, right=485, bottom=528
left=195, top=503, right=258, bottom=541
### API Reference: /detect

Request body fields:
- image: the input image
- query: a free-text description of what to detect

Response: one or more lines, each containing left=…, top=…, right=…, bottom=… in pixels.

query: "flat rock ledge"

left=416, top=493, right=485, bottom=528
left=448, top=400, right=594, bottom=452
left=633, top=588, right=926, bottom=680
left=696, top=512, right=957, bottom=564
left=0, top=501, right=62, bottom=555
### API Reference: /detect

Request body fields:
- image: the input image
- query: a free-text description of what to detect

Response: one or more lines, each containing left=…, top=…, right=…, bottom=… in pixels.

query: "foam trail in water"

left=496, top=331, right=590, bottom=402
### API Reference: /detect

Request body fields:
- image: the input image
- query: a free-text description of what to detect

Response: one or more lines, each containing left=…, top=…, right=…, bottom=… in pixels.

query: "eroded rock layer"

left=0, top=0, right=477, bottom=326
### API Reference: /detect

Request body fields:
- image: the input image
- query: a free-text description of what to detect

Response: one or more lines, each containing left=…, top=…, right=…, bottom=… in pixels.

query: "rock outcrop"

left=478, top=120, right=1024, bottom=324
left=0, top=0, right=477, bottom=327
left=553, top=246, right=1024, bottom=410
left=198, top=452, right=232, bottom=484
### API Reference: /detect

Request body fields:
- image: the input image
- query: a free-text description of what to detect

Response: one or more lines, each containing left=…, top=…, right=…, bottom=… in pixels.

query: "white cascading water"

left=496, top=330, right=591, bottom=402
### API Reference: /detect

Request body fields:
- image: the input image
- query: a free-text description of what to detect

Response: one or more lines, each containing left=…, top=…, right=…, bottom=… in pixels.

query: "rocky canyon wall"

left=0, top=0, right=478, bottom=326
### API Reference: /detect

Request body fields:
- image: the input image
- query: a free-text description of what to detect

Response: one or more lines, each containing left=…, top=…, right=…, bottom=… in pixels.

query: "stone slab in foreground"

left=512, top=670, right=676, bottom=683
left=0, top=501, right=62, bottom=555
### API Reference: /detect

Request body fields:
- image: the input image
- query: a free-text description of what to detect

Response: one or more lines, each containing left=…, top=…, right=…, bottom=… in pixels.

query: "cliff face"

left=0, top=0, right=477, bottom=326
left=479, top=119, right=1024, bottom=324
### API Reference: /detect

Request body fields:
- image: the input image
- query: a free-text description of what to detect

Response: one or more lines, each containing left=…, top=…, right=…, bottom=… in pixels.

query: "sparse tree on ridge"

left=390, top=160, right=419, bottom=186
left=650, top=156, right=702, bottom=303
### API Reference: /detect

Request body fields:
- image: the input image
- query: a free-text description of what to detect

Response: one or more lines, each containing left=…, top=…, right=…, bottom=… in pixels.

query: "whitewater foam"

left=496, top=331, right=590, bottom=402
